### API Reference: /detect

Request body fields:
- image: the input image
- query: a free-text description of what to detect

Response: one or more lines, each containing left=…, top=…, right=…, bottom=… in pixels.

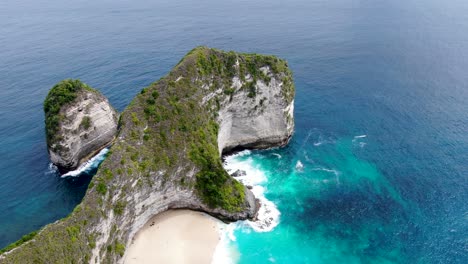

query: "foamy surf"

left=352, top=134, right=368, bottom=147
left=312, top=167, right=341, bottom=184
left=352, top=134, right=367, bottom=142
left=211, top=223, right=239, bottom=264
left=61, top=148, right=109, bottom=177
left=223, top=151, right=281, bottom=228
left=214, top=151, right=281, bottom=263
left=311, top=167, right=340, bottom=175
left=272, top=153, right=282, bottom=159
left=295, top=160, right=304, bottom=172
left=312, top=135, right=335, bottom=146
left=224, top=151, right=280, bottom=232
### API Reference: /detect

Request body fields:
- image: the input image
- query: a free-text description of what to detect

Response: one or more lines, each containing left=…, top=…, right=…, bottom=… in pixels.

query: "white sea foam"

left=235, top=149, right=251, bottom=157
left=352, top=134, right=367, bottom=143
left=312, top=167, right=341, bottom=184
left=61, top=148, right=109, bottom=177
left=223, top=151, right=280, bottom=232
left=214, top=151, right=282, bottom=263
left=352, top=134, right=368, bottom=148
left=311, top=167, right=339, bottom=175
left=211, top=223, right=239, bottom=264
left=295, top=160, right=304, bottom=172
left=47, top=163, right=59, bottom=175
left=272, top=153, right=282, bottom=159
left=313, top=136, right=335, bottom=146
left=249, top=185, right=281, bottom=232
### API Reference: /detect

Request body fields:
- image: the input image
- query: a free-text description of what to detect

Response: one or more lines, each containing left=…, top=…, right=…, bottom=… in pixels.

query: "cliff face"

left=217, top=66, right=294, bottom=154
left=0, top=47, right=294, bottom=263
left=44, top=80, right=119, bottom=172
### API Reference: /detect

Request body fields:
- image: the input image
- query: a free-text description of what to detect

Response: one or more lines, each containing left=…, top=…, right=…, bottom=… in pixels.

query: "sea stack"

left=1, top=47, right=294, bottom=263
left=44, top=79, right=118, bottom=173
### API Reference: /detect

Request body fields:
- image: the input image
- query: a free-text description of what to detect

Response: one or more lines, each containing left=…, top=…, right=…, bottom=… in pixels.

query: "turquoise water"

left=1, top=0, right=467, bottom=263
left=222, top=136, right=413, bottom=263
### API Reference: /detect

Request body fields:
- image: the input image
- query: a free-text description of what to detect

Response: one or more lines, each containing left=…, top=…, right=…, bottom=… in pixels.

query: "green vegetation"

left=66, top=225, right=80, bottom=242
left=80, top=116, right=92, bottom=130
left=1, top=47, right=294, bottom=263
left=113, top=201, right=126, bottom=215
left=98, top=46, right=292, bottom=212
left=96, top=182, right=107, bottom=195
left=114, top=242, right=125, bottom=257
left=189, top=121, right=244, bottom=211
left=0, top=231, right=38, bottom=254
left=44, top=79, right=95, bottom=147
left=131, top=112, right=140, bottom=125
left=246, top=81, right=256, bottom=98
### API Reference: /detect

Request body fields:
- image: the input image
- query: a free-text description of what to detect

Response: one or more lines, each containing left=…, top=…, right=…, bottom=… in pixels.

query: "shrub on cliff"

left=43, top=79, right=94, bottom=146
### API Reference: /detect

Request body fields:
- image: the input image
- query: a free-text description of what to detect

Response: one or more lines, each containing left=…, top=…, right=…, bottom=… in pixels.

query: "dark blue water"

left=0, top=0, right=467, bottom=262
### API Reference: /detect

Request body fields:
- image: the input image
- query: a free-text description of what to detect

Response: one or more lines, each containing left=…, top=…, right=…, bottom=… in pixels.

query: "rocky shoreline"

left=0, top=47, right=294, bottom=263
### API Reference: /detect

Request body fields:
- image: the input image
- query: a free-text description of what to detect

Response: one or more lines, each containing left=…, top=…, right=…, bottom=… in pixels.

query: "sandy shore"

left=124, top=210, right=221, bottom=264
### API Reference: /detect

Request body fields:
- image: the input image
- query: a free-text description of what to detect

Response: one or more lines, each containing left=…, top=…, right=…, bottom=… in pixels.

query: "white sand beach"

left=124, top=210, right=221, bottom=264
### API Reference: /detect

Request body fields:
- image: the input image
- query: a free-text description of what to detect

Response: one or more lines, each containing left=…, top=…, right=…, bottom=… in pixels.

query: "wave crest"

left=61, top=148, right=109, bottom=177
left=224, top=151, right=280, bottom=232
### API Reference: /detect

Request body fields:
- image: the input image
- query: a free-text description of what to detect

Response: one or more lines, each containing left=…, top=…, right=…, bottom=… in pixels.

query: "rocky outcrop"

left=44, top=80, right=118, bottom=172
left=0, top=47, right=294, bottom=264
left=231, top=169, right=247, bottom=177
left=217, top=68, right=294, bottom=154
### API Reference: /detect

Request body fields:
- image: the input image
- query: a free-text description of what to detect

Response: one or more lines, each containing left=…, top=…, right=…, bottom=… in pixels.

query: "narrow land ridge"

left=0, top=47, right=295, bottom=263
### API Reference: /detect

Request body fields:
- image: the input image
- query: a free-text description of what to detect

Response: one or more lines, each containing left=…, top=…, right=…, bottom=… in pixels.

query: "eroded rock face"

left=1, top=48, right=294, bottom=264
left=217, top=67, right=294, bottom=154
left=45, top=80, right=118, bottom=172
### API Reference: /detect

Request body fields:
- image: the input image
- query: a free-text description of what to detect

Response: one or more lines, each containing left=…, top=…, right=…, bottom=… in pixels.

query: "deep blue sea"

left=1, top=0, right=467, bottom=263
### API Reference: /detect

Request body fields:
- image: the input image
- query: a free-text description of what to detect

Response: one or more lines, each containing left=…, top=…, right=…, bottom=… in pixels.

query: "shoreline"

left=124, top=210, right=222, bottom=264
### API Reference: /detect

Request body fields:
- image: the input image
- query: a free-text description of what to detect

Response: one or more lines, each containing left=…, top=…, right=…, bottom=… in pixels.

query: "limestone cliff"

left=217, top=65, right=294, bottom=154
left=0, top=47, right=294, bottom=263
left=44, top=80, right=119, bottom=172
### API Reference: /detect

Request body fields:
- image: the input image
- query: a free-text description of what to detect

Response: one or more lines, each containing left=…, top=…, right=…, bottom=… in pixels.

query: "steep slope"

left=0, top=47, right=294, bottom=263
left=44, top=80, right=118, bottom=172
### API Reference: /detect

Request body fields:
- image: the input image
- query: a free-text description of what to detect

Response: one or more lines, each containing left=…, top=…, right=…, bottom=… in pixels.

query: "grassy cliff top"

left=1, top=47, right=294, bottom=264
left=44, top=79, right=98, bottom=147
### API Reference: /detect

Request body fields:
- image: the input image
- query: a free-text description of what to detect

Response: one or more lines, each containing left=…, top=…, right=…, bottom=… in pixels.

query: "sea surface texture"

left=0, top=0, right=467, bottom=263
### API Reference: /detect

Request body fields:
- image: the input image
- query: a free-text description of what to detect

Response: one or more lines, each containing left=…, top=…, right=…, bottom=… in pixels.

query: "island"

left=44, top=79, right=119, bottom=173
left=0, top=47, right=295, bottom=263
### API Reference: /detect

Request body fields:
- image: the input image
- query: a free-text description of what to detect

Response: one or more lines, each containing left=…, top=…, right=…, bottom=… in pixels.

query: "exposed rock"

left=231, top=169, right=247, bottom=177
left=0, top=47, right=294, bottom=263
left=217, top=67, right=294, bottom=155
left=44, top=80, right=118, bottom=172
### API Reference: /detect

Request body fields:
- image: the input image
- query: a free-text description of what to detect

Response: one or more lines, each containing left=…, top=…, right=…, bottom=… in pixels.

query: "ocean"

left=0, top=0, right=467, bottom=263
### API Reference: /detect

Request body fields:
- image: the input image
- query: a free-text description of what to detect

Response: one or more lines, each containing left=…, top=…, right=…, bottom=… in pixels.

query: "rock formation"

left=0, top=47, right=294, bottom=263
left=44, top=80, right=118, bottom=172
left=217, top=66, right=294, bottom=154
left=231, top=169, right=247, bottom=177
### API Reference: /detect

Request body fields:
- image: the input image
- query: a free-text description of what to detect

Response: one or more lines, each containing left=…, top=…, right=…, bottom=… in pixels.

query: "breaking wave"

left=354, top=134, right=367, bottom=139
left=211, top=223, right=239, bottom=264
left=352, top=134, right=368, bottom=148
left=311, top=167, right=340, bottom=175
left=61, top=148, right=109, bottom=177
left=295, top=160, right=304, bottom=172
left=312, top=167, right=341, bottom=184
left=272, top=153, right=282, bottom=159
left=224, top=151, right=280, bottom=232
left=214, top=150, right=281, bottom=263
